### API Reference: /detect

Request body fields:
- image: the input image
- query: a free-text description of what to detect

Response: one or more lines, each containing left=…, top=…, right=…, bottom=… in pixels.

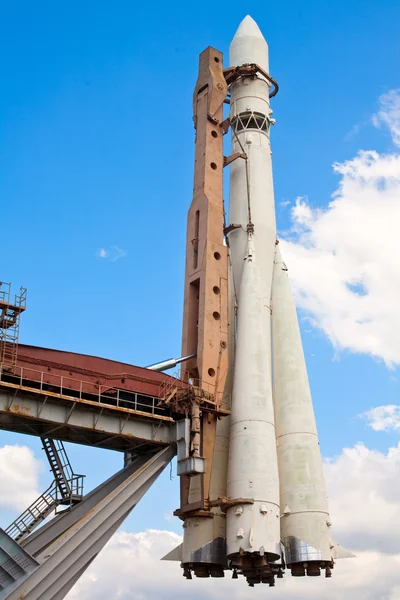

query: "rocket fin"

left=161, top=543, right=183, bottom=562
left=331, top=541, right=355, bottom=559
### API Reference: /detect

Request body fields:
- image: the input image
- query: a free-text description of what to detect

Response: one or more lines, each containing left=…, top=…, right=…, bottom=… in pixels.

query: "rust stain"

left=8, top=403, right=31, bottom=416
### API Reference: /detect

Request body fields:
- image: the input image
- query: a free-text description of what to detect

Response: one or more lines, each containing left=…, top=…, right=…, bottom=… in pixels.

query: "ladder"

left=42, top=438, right=72, bottom=500
left=5, top=438, right=84, bottom=543
left=0, top=282, right=27, bottom=368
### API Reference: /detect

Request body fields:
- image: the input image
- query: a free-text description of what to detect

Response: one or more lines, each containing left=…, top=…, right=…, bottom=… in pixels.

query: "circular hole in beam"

left=208, top=368, right=216, bottom=377
left=213, top=286, right=220, bottom=294
left=210, top=162, right=217, bottom=170
left=214, top=252, right=221, bottom=260
left=213, top=311, right=220, bottom=320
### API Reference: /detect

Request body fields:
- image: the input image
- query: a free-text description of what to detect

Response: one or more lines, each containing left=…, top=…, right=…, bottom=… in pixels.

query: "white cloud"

left=64, top=440, right=400, bottom=599
left=361, top=404, right=400, bottom=431
left=0, top=444, right=42, bottom=512
left=290, top=195, right=314, bottom=227
left=372, top=88, right=400, bottom=147
left=66, top=530, right=192, bottom=600
left=324, top=442, right=400, bottom=554
left=281, top=89, right=400, bottom=366
left=65, top=532, right=400, bottom=600
left=96, top=246, right=127, bottom=261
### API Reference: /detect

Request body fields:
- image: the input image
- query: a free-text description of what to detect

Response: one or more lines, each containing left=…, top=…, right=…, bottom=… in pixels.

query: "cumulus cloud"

left=361, top=404, right=400, bottom=431
left=0, top=444, right=42, bottom=512
left=96, top=246, right=127, bottom=261
left=65, top=533, right=400, bottom=600
left=281, top=89, right=400, bottom=366
left=324, top=442, right=400, bottom=554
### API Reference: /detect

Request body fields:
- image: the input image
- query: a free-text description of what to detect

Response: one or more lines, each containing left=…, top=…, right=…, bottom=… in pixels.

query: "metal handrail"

left=6, top=473, right=85, bottom=541
left=5, top=480, right=58, bottom=540
left=159, top=369, right=223, bottom=403
left=0, top=362, right=171, bottom=419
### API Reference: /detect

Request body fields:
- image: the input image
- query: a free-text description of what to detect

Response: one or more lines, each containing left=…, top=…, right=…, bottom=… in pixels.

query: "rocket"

left=225, top=17, right=281, bottom=583
left=164, top=15, right=352, bottom=587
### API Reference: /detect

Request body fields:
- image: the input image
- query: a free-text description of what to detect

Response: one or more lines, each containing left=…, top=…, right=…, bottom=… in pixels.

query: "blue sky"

left=1, top=0, right=400, bottom=588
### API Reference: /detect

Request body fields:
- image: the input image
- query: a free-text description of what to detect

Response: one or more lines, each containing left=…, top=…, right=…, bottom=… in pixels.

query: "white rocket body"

left=226, top=18, right=281, bottom=563
left=226, top=238, right=280, bottom=560
left=272, top=246, right=333, bottom=574
left=228, top=18, right=276, bottom=300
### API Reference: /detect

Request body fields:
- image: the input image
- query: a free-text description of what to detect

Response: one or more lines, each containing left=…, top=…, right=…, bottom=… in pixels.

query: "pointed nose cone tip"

left=233, top=15, right=266, bottom=41
left=230, top=15, right=269, bottom=70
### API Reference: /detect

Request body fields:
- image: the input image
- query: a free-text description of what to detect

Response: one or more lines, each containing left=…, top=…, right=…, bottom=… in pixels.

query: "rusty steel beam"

left=181, top=47, right=229, bottom=395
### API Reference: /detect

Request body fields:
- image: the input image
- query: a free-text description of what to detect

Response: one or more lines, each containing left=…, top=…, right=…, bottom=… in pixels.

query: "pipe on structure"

left=145, top=353, right=196, bottom=372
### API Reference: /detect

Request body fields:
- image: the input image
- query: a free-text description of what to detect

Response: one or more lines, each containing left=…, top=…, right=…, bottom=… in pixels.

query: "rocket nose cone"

left=232, top=15, right=266, bottom=41
left=230, top=15, right=269, bottom=71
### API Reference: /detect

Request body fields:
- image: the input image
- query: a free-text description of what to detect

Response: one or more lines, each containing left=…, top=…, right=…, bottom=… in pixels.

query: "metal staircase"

left=42, top=438, right=74, bottom=501
left=5, top=482, right=59, bottom=543
left=0, top=283, right=26, bottom=368
left=5, top=439, right=84, bottom=543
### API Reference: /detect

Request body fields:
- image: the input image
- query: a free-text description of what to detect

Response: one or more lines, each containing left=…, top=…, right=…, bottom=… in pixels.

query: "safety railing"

left=55, top=474, right=85, bottom=504
left=158, top=369, right=225, bottom=406
left=56, top=439, right=74, bottom=481
left=6, top=473, right=85, bottom=542
left=15, top=286, right=27, bottom=309
left=0, top=362, right=171, bottom=419
left=0, top=282, right=11, bottom=304
left=5, top=480, right=58, bottom=541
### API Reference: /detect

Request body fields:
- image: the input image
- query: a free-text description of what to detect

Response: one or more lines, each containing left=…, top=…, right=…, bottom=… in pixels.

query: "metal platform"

left=0, top=344, right=180, bottom=453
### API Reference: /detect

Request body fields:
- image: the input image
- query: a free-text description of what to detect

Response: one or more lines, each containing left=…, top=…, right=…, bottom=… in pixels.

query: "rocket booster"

left=272, top=245, right=333, bottom=576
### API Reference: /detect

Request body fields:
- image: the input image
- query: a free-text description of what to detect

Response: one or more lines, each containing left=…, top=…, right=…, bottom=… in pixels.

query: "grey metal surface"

left=49, top=557, right=96, bottom=600
left=190, top=537, right=227, bottom=566
left=22, top=454, right=154, bottom=558
left=0, top=529, right=38, bottom=600
left=4, top=446, right=175, bottom=600
left=283, top=536, right=323, bottom=564
left=0, top=390, right=173, bottom=453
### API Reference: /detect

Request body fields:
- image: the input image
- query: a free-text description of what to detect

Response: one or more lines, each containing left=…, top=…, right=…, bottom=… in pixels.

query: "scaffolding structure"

left=0, top=283, right=27, bottom=368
